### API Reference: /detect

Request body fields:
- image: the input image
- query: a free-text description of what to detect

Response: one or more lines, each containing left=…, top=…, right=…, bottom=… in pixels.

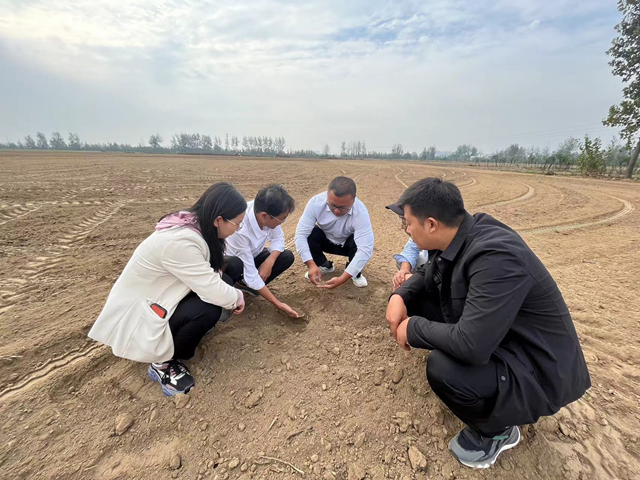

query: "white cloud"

left=0, top=0, right=623, bottom=152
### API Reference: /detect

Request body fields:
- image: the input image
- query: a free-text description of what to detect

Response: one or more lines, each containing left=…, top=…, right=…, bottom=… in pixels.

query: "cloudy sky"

left=0, top=0, right=625, bottom=153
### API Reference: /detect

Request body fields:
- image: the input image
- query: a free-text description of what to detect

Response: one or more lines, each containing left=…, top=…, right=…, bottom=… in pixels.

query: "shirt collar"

left=246, top=201, right=268, bottom=237
left=440, top=211, right=475, bottom=262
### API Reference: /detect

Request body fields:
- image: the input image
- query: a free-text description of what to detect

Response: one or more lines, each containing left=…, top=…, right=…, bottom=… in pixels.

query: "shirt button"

left=437, top=258, right=441, bottom=262
left=501, top=376, right=506, bottom=381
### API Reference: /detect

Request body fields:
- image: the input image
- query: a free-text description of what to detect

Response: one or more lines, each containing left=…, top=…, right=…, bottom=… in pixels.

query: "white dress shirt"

left=226, top=200, right=286, bottom=290
left=295, top=191, right=374, bottom=277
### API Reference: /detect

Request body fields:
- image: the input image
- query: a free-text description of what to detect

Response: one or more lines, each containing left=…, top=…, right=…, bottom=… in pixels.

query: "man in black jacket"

left=386, top=178, right=590, bottom=469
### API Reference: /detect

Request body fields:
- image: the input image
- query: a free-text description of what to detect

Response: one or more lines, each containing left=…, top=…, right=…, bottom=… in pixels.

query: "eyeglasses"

left=269, top=214, right=287, bottom=224
left=226, top=218, right=244, bottom=229
left=326, top=202, right=352, bottom=213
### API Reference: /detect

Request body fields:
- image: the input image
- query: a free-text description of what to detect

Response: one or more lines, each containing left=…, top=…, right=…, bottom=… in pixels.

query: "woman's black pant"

left=168, top=256, right=243, bottom=360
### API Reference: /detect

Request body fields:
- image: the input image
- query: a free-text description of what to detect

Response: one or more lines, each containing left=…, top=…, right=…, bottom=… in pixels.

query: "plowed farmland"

left=1, top=151, right=639, bottom=480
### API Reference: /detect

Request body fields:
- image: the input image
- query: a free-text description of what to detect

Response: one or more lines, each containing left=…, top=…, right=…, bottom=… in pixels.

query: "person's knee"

left=279, top=249, right=294, bottom=269
left=225, top=256, right=244, bottom=282
left=426, top=350, right=457, bottom=393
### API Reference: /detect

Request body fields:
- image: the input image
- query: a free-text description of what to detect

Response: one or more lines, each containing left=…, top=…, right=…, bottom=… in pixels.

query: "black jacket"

left=395, top=212, right=590, bottom=423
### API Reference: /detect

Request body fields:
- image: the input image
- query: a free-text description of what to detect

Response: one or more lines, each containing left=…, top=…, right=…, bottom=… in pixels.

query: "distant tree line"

left=0, top=131, right=289, bottom=156
left=1, top=131, right=637, bottom=176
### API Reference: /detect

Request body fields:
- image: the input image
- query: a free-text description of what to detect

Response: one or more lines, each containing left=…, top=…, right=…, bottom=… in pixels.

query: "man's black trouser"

left=236, top=248, right=295, bottom=286
left=168, top=256, right=243, bottom=360
left=307, top=226, right=361, bottom=276
left=407, top=296, right=506, bottom=437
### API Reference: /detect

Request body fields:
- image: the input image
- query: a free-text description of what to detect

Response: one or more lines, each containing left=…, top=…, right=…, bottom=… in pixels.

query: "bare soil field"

left=1, top=151, right=639, bottom=480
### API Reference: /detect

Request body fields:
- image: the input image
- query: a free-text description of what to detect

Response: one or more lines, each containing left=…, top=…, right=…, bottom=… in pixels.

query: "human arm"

left=405, top=252, right=533, bottom=365
left=161, top=235, right=242, bottom=310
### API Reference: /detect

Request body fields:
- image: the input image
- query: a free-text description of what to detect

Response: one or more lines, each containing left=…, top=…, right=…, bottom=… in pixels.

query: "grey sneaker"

left=319, top=262, right=335, bottom=274
left=449, top=425, right=520, bottom=469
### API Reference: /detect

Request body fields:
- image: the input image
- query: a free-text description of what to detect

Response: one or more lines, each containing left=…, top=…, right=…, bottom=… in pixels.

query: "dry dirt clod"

left=228, top=458, right=240, bottom=469
left=311, top=454, right=319, bottom=463
left=169, top=453, right=182, bottom=470
left=347, top=462, right=367, bottom=480
left=354, top=431, right=366, bottom=448
left=332, top=347, right=340, bottom=355
left=244, top=388, right=264, bottom=408
left=408, top=445, right=427, bottom=471
left=174, top=393, right=190, bottom=409
left=391, top=368, right=404, bottom=384
left=238, top=423, right=246, bottom=431
left=114, top=413, right=134, bottom=436
left=395, top=411, right=412, bottom=433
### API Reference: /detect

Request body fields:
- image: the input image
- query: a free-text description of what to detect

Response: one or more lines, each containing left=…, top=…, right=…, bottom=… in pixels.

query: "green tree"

left=50, top=131, right=67, bottom=149
left=149, top=134, right=163, bottom=149
left=35, top=132, right=49, bottom=149
left=604, top=0, right=640, bottom=178
left=24, top=135, right=36, bottom=149
left=578, top=135, right=606, bottom=175
left=68, top=133, right=82, bottom=150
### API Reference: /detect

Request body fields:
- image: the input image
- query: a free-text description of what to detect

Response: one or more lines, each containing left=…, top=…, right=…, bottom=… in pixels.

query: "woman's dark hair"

left=398, top=177, right=465, bottom=227
left=254, top=184, right=295, bottom=217
left=161, top=182, right=246, bottom=271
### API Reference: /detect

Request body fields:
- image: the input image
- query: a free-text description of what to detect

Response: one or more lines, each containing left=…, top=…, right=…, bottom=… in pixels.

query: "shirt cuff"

left=245, top=275, right=266, bottom=291
left=393, top=254, right=414, bottom=270
left=299, top=251, right=313, bottom=263
left=345, top=262, right=360, bottom=278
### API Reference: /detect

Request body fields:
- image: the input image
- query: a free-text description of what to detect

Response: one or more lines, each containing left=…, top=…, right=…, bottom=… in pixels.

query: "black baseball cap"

left=385, top=202, right=404, bottom=216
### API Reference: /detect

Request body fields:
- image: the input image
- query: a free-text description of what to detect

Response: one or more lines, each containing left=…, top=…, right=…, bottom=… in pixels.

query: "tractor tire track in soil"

left=0, top=201, right=126, bottom=315
left=520, top=196, right=634, bottom=235
left=0, top=343, right=106, bottom=400
left=480, top=184, right=535, bottom=208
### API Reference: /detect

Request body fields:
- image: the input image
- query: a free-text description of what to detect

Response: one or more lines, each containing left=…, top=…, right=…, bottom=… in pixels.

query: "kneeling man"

left=386, top=178, right=590, bottom=469
left=226, top=184, right=299, bottom=317
left=295, top=176, right=374, bottom=289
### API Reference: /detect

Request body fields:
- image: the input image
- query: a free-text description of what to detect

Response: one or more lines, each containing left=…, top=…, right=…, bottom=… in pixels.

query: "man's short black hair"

left=254, top=184, right=295, bottom=217
left=398, top=177, right=465, bottom=227
left=328, top=176, right=357, bottom=197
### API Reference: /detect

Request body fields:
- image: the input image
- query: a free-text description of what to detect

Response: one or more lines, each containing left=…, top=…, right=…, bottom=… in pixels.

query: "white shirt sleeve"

left=269, top=225, right=285, bottom=253
left=229, top=231, right=266, bottom=291
left=345, top=208, right=374, bottom=277
left=160, top=236, right=241, bottom=310
left=295, top=197, right=318, bottom=263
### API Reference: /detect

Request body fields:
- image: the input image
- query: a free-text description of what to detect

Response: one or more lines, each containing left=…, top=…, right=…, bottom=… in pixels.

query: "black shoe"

left=148, top=360, right=195, bottom=396
left=449, top=425, right=521, bottom=469
left=235, top=281, right=259, bottom=297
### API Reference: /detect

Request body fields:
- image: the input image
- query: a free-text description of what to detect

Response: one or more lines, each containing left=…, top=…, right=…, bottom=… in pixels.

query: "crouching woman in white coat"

left=89, top=182, right=247, bottom=396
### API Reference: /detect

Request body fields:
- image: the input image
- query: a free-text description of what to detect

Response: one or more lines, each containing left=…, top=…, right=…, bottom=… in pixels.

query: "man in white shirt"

left=295, top=176, right=374, bottom=289
left=226, top=184, right=300, bottom=318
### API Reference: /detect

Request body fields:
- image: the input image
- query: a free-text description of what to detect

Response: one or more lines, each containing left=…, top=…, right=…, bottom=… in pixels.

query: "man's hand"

left=317, top=273, right=349, bottom=290
left=258, top=260, right=274, bottom=282
left=307, top=264, right=322, bottom=285
left=386, top=294, right=408, bottom=338
left=277, top=302, right=300, bottom=318
left=395, top=318, right=411, bottom=351
left=393, top=270, right=413, bottom=289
